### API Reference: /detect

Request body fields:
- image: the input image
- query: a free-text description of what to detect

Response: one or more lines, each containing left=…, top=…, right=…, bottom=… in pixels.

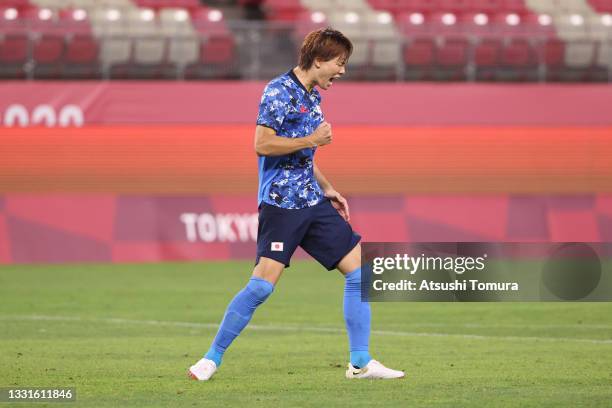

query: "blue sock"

left=344, top=267, right=372, bottom=368
left=204, top=277, right=274, bottom=367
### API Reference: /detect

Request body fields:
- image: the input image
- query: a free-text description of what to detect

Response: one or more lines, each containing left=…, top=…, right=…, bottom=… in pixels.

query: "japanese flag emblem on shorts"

left=271, top=242, right=284, bottom=252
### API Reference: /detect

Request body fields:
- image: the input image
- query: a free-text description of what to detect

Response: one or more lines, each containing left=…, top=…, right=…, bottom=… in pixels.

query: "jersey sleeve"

left=256, top=82, right=291, bottom=134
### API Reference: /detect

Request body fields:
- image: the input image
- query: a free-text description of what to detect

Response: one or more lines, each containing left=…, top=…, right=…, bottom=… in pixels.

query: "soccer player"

left=188, top=28, right=404, bottom=380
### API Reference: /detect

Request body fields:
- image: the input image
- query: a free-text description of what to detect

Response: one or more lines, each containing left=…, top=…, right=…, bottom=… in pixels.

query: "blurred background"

left=1, top=0, right=612, bottom=81
left=0, top=0, right=611, bottom=264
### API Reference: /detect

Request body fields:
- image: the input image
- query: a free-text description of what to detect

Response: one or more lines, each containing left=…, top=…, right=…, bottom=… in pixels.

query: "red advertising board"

left=1, top=194, right=611, bottom=264
left=1, top=83, right=611, bottom=264
left=2, top=82, right=612, bottom=126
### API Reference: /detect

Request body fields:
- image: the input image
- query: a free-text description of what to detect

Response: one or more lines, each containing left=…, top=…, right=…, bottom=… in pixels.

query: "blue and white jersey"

left=256, top=69, right=326, bottom=209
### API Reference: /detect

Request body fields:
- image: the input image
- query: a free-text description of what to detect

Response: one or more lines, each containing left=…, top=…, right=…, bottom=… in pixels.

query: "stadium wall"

left=0, top=194, right=611, bottom=264
left=1, top=83, right=611, bottom=264
left=2, top=82, right=612, bottom=126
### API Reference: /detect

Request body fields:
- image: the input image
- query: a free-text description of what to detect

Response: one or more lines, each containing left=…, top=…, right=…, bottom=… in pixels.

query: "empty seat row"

left=402, top=36, right=610, bottom=80
left=369, top=0, right=531, bottom=13
left=0, top=3, right=237, bottom=78
left=0, top=33, right=237, bottom=79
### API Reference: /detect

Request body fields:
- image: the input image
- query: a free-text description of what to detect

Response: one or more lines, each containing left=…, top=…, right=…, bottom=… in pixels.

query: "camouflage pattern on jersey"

left=256, top=71, right=326, bottom=209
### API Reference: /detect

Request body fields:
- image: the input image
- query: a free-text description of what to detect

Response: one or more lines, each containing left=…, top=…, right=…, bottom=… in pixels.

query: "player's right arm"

left=254, top=122, right=332, bottom=157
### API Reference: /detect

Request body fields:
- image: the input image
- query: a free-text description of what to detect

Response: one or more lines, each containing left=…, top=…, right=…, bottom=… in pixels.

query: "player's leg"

left=252, top=256, right=286, bottom=285
left=189, top=203, right=306, bottom=380
left=338, top=243, right=405, bottom=379
left=336, top=244, right=372, bottom=368
left=299, top=201, right=370, bottom=367
left=189, top=258, right=284, bottom=381
left=301, top=200, right=404, bottom=379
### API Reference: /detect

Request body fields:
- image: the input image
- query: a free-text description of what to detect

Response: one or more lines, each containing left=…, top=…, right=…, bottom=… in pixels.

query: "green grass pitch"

left=1, top=261, right=612, bottom=407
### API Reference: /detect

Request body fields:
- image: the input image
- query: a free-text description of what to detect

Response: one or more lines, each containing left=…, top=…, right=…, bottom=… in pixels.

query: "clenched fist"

left=310, top=121, right=332, bottom=147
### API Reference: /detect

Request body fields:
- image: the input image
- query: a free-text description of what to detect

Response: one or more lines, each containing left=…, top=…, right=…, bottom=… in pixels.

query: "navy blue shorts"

left=256, top=199, right=361, bottom=270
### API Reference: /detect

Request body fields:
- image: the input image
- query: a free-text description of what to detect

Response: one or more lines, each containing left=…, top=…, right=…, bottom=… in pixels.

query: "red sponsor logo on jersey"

left=300, top=105, right=308, bottom=113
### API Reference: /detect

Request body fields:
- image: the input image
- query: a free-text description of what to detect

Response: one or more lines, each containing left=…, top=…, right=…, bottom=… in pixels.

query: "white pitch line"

left=393, top=322, right=612, bottom=330
left=1, top=314, right=612, bottom=345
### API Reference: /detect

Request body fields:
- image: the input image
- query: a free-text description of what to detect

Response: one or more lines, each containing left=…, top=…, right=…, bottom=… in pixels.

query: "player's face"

left=315, top=55, right=347, bottom=90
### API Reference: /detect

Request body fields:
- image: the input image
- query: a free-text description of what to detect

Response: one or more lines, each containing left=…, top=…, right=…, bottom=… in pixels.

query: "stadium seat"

left=588, top=14, right=612, bottom=73
left=183, top=7, right=237, bottom=79
left=68, top=0, right=97, bottom=8
left=1, top=7, right=27, bottom=34
left=302, top=0, right=370, bottom=12
left=365, top=11, right=397, bottom=35
left=472, top=0, right=505, bottom=13
left=500, top=37, right=536, bottom=66
left=1, top=0, right=610, bottom=81
left=26, top=0, right=57, bottom=9
left=20, top=6, right=63, bottom=34
left=491, top=11, right=546, bottom=38
left=159, top=7, right=194, bottom=35
left=564, top=41, right=596, bottom=68
left=0, top=32, right=29, bottom=78
left=183, top=35, right=236, bottom=79
left=200, top=35, right=234, bottom=65
left=542, top=37, right=568, bottom=80
left=98, top=0, right=136, bottom=10
left=90, top=7, right=127, bottom=36
left=159, top=8, right=198, bottom=76
left=403, top=37, right=435, bottom=80
left=557, top=0, right=592, bottom=13
left=589, top=0, right=612, bottom=12
left=362, top=11, right=401, bottom=77
left=474, top=37, right=501, bottom=79
left=300, top=0, right=331, bottom=11
left=91, top=8, right=132, bottom=77
left=367, top=0, right=395, bottom=13
left=524, top=0, right=555, bottom=14
left=264, top=0, right=304, bottom=22
left=501, top=0, right=529, bottom=12
left=397, top=0, right=443, bottom=14
left=191, top=8, right=232, bottom=35
left=166, top=35, right=198, bottom=75
left=58, top=8, right=93, bottom=34
left=596, top=40, right=612, bottom=70
left=134, top=0, right=200, bottom=12
left=294, top=11, right=328, bottom=38
left=460, top=11, right=494, bottom=36
left=542, top=37, right=565, bottom=65
left=435, top=36, right=468, bottom=79
left=102, top=37, right=132, bottom=78
left=32, top=33, right=64, bottom=78
left=588, top=14, right=612, bottom=39
left=371, top=38, right=401, bottom=66
left=126, top=8, right=168, bottom=78
left=327, top=13, right=369, bottom=68
left=64, top=33, right=100, bottom=78
left=427, top=12, right=463, bottom=36
left=437, top=0, right=472, bottom=13
left=1, top=0, right=31, bottom=9
left=498, top=37, right=538, bottom=80
left=33, top=34, right=64, bottom=61
left=397, top=11, right=434, bottom=37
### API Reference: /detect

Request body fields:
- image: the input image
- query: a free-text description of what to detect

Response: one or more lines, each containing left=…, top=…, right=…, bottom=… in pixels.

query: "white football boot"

left=345, top=359, right=405, bottom=379
left=188, top=358, right=217, bottom=381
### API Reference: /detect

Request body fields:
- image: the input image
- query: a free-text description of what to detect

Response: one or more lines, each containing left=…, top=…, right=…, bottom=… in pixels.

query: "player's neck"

left=292, top=67, right=316, bottom=93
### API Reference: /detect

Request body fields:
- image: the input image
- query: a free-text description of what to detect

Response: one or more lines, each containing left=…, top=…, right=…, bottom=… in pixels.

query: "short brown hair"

left=298, top=28, right=353, bottom=70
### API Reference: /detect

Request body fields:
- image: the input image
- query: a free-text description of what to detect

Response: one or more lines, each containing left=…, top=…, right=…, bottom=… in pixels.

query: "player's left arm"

left=314, top=164, right=350, bottom=222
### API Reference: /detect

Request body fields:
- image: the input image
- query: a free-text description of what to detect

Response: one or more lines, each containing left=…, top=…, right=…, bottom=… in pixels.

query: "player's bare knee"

left=337, top=244, right=361, bottom=275
left=253, top=257, right=285, bottom=285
